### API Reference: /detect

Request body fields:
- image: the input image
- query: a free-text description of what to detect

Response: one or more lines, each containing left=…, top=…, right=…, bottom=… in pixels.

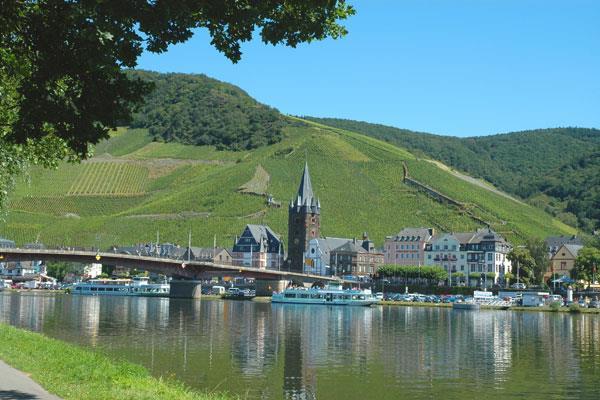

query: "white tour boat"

left=72, top=277, right=170, bottom=297
left=271, top=282, right=378, bottom=306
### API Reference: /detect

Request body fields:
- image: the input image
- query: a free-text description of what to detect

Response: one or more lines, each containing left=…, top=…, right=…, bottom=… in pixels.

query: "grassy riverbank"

left=0, top=324, right=233, bottom=400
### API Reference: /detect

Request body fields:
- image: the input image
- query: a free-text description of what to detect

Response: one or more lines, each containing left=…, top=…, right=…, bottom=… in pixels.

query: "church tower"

left=288, top=162, right=321, bottom=272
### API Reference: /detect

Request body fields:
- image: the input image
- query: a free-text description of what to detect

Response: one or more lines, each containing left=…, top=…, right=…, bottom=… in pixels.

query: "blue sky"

left=137, top=0, right=600, bottom=137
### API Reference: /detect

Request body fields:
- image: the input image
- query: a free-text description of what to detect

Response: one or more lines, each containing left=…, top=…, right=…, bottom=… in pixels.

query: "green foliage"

left=508, top=248, right=536, bottom=285
left=129, top=71, right=285, bottom=150
left=377, top=264, right=448, bottom=282
left=46, top=262, right=77, bottom=282
left=572, top=246, right=600, bottom=286
left=569, top=303, right=582, bottom=313
left=526, top=237, right=551, bottom=284
left=549, top=301, right=562, bottom=311
left=307, top=117, right=600, bottom=232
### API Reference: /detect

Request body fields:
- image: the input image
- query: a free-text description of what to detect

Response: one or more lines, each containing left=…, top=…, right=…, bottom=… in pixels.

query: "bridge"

left=0, top=248, right=342, bottom=297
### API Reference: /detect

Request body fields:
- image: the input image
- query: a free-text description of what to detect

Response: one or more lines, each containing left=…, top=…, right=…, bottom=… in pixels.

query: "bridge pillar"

left=169, top=280, right=202, bottom=299
left=255, top=279, right=290, bottom=297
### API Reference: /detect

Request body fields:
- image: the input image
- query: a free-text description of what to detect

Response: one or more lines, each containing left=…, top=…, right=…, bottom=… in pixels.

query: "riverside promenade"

left=0, top=360, right=61, bottom=400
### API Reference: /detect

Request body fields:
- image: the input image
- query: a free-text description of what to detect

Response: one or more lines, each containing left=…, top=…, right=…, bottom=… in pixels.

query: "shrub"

left=549, top=301, right=561, bottom=311
left=569, top=303, right=581, bottom=313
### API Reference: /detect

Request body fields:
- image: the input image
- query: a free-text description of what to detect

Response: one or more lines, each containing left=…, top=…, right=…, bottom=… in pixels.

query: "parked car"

left=375, top=292, right=384, bottom=300
left=511, top=283, right=527, bottom=290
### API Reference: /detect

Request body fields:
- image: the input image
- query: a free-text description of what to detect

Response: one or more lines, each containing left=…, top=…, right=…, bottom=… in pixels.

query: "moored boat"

left=221, top=287, right=256, bottom=300
left=271, top=282, right=378, bottom=306
left=72, top=277, right=170, bottom=297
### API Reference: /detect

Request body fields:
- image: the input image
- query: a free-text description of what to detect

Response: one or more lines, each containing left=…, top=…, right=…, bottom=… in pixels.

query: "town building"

left=182, top=247, right=233, bottom=265
left=425, top=228, right=512, bottom=286
left=329, top=236, right=384, bottom=278
left=288, top=163, right=320, bottom=273
left=384, top=228, right=434, bottom=265
left=466, top=229, right=512, bottom=285
left=424, top=233, right=470, bottom=283
left=232, top=224, right=284, bottom=269
left=304, top=237, right=350, bottom=276
left=64, top=263, right=103, bottom=282
left=545, top=244, right=583, bottom=280
left=545, top=235, right=583, bottom=257
left=0, top=261, right=45, bottom=279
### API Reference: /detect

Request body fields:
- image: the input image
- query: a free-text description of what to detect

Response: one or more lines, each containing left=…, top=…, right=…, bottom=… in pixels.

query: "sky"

left=137, top=0, right=600, bottom=137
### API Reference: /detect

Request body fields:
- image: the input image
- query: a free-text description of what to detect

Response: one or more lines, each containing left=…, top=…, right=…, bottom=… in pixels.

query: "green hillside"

left=129, top=70, right=285, bottom=150
left=305, top=117, right=600, bottom=232
left=1, top=120, right=575, bottom=249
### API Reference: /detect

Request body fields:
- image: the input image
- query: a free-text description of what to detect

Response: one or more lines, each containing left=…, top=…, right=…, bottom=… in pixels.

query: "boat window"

left=300, top=294, right=309, bottom=298
left=284, top=293, right=296, bottom=298
left=91, top=287, right=97, bottom=291
left=311, top=294, right=319, bottom=299
left=75, top=287, right=81, bottom=291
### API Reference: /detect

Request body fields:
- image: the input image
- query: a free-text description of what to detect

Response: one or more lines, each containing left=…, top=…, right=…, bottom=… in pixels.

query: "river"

left=0, top=292, right=599, bottom=399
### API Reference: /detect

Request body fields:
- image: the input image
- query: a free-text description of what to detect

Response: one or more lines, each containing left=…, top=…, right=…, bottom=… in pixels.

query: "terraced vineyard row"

left=68, top=162, right=149, bottom=195
left=10, top=196, right=146, bottom=217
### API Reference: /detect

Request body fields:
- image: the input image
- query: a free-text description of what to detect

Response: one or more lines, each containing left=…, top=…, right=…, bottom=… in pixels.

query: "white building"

left=425, top=229, right=512, bottom=286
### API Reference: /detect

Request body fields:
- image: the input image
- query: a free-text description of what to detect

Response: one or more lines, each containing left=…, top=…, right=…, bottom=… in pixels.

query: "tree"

left=0, top=1, right=355, bottom=208
left=571, top=246, right=600, bottom=288
left=526, top=237, right=550, bottom=284
left=507, top=247, right=535, bottom=285
left=504, top=272, right=513, bottom=288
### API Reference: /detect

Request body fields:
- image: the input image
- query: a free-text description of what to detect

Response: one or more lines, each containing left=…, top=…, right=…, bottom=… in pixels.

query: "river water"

left=1, top=292, right=599, bottom=400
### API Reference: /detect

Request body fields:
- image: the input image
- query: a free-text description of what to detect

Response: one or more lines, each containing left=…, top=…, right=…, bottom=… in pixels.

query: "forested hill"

left=305, top=117, right=600, bottom=232
left=128, top=70, right=285, bottom=150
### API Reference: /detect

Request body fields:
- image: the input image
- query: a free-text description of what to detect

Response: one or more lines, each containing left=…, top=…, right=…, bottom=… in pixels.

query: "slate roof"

left=545, top=235, right=583, bottom=252
left=562, top=244, right=584, bottom=258
left=471, top=229, right=499, bottom=243
left=246, top=224, right=281, bottom=242
left=388, top=227, right=434, bottom=242
left=290, top=163, right=320, bottom=213
left=185, top=247, right=230, bottom=261
left=332, top=240, right=368, bottom=254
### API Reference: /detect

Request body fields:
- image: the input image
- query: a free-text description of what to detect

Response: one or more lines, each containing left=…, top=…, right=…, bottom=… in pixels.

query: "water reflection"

left=0, top=292, right=599, bottom=400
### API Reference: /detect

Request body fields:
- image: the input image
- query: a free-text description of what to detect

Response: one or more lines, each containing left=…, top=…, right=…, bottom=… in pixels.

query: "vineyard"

left=1, top=121, right=576, bottom=248
left=68, top=162, right=149, bottom=196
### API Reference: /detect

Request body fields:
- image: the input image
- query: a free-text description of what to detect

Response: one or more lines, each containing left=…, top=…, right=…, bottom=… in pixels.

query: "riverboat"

left=271, top=283, right=378, bottom=306
left=72, top=277, right=170, bottom=297
left=221, top=287, right=256, bottom=300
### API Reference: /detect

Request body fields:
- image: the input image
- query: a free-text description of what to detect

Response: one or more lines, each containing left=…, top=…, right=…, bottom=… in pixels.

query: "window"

left=461, top=254, right=464, bottom=259
left=428, top=254, right=432, bottom=259
left=560, top=261, right=567, bottom=270
left=488, top=264, right=493, bottom=272
left=487, top=253, right=493, bottom=261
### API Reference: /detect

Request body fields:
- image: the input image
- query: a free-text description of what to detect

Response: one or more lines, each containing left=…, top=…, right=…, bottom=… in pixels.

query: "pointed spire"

left=296, top=162, right=314, bottom=206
